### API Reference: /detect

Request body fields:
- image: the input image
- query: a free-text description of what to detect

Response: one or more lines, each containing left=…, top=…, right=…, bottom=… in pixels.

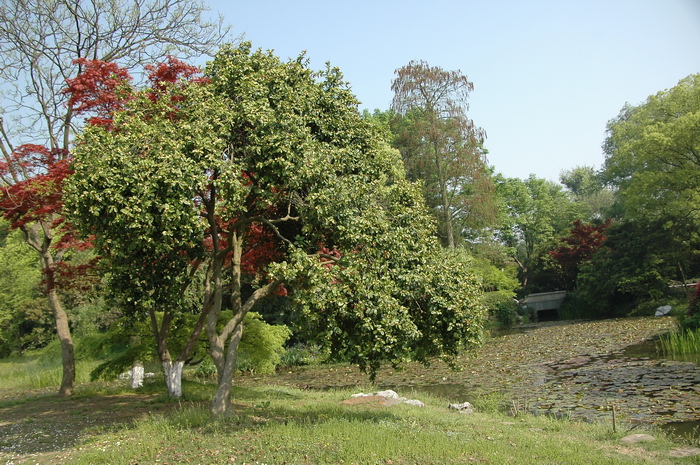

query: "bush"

left=278, top=343, right=327, bottom=368
left=680, top=283, right=700, bottom=331
left=236, top=312, right=291, bottom=374
left=192, top=358, right=217, bottom=382
left=483, top=291, right=519, bottom=328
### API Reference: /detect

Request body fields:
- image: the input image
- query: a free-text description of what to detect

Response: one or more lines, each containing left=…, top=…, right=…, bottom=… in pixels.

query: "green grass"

left=1, top=348, right=697, bottom=464
left=57, top=387, right=693, bottom=465
left=656, top=328, right=700, bottom=362
left=0, top=352, right=100, bottom=393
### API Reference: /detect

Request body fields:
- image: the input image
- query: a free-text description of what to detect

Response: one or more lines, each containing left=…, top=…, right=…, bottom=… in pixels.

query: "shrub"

left=483, top=291, right=518, bottom=328
left=680, top=282, right=700, bottom=331
left=278, top=343, right=327, bottom=368
left=236, top=312, right=291, bottom=374
left=192, top=358, right=217, bottom=382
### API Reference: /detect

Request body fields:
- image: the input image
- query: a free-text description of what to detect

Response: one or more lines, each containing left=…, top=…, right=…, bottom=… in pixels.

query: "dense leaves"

left=67, top=43, right=486, bottom=414
left=494, top=174, right=580, bottom=292
left=604, top=73, right=700, bottom=222
left=575, top=219, right=700, bottom=317
left=549, top=219, right=611, bottom=290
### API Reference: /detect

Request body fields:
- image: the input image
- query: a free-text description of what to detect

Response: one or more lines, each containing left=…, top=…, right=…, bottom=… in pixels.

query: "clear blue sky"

left=207, top=0, right=700, bottom=181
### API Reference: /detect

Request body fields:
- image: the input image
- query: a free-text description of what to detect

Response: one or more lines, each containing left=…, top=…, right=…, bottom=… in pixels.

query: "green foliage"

left=574, top=218, right=700, bottom=318
left=191, top=312, right=291, bottom=378
left=278, top=343, right=327, bottom=368
left=0, top=224, right=51, bottom=357
left=486, top=293, right=519, bottom=328
left=472, top=254, right=520, bottom=327
left=236, top=312, right=291, bottom=374
left=559, top=165, right=616, bottom=221
left=86, top=325, right=156, bottom=381
left=494, top=174, right=581, bottom=292
left=678, top=312, right=700, bottom=332
left=656, top=329, right=700, bottom=362
left=0, top=345, right=100, bottom=391
left=85, top=307, right=217, bottom=382
left=389, top=61, right=496, bottom=248
left=604, top=73, right=700, bottom=223
left=192, top=358, right=217, bottom=382
left=678, top=284, right=700, bottom=331
left=286, top=242, right=486, bottom=377
left=67, top=44, right=488, bottom=409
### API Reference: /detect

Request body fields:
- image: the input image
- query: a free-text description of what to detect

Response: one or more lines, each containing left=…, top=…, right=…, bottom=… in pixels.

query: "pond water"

left=270, top=318, right=700, bottom=439
left=401, top=320, right=700, bottom=438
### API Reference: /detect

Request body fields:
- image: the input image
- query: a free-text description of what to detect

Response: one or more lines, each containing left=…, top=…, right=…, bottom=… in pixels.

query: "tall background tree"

left=0, top=0, right=229, bottom=396
left=559, top=165, right=616, bottom=221
left=604, top=73, right=700, bottom=223
left=555, top=74, right=700, bottom=319
left=571, top=72, right=700, bottom=317
left=390, top=60, right=496, bottom=249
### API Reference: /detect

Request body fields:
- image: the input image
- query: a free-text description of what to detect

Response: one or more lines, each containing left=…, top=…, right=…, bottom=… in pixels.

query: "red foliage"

left=549, top=219, right=611, bottom=287
left=64, top=56, right=205, bottom=129
left=317, top=244, right=342, bottom=269
left=0, top=145, right=72, bottom=228
left=144, top=56, right=207, bottom=108
left=146, top=56, right=206, bottom=89
left=44, top=257, right=101, bottom=293
left=241, top=223, right=283, bottom=276
left=63, top=58, right=132, bottom=130
left=688, top=282, right=700, bottom=316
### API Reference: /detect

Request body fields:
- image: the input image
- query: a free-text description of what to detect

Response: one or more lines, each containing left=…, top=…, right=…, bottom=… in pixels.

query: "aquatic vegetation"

left=657, top=329, right=700, bottom=362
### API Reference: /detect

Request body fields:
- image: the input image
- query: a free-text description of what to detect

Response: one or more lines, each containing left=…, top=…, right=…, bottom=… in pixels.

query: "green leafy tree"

left=67, top=44, right=486, bottom=415
left=549, top=219, right=611, bottom=290
left=0, top=223, right=50, bottom=356
left=559, top=166, right=616, bottom=221
left=494, top=174, right=579, bottom=291
left=604, top=73, right=700, bottom=222
left=594, top=74, right=700, bottom=315
left=575, top=218, right=700, bottom=317
left=390, top=61, right=496, bottom=248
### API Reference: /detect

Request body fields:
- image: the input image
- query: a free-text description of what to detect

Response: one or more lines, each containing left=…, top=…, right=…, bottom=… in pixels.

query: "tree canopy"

left=604, top=73, right=700, bottom=222
left=67, top=43, right=486, bottom=415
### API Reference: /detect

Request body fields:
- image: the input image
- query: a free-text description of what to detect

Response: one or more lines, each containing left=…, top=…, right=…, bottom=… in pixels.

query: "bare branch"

left=0, top=0, right=233, bottom=154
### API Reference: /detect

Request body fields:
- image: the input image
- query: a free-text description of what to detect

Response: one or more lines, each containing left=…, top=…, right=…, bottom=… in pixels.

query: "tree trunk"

left=163, top=360, right=185, bottom=397
left=48, top=287, right=75, bottom=397
left=433, top=135, right=455, bottom=249
left=130, top=361, right=144, bottom=388
left=211, top=321, right=243, bottom=416
left=24, top=222, right=76, bottom=397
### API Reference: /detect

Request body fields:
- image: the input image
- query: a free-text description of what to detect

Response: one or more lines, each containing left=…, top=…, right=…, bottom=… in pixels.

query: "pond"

left=262, top=317, right=700, bottom=437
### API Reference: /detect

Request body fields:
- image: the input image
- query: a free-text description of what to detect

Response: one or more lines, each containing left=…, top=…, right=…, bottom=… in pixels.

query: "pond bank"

left=254, top=317, right=699, bottom=427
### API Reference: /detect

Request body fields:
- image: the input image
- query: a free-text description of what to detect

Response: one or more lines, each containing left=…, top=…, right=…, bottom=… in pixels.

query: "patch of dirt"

left=0, top=391, right=175, bottom=464
left=603, top=445, right=664, bottom=462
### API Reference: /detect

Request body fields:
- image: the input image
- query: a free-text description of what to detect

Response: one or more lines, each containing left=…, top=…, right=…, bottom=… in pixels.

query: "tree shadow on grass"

left=0, top=388, right=178, bottom=458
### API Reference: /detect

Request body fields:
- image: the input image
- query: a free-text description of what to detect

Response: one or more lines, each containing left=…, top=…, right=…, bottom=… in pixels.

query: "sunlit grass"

left=59, top=386, right=685, bottom=465
left=0, top=348, right=100, bottom=394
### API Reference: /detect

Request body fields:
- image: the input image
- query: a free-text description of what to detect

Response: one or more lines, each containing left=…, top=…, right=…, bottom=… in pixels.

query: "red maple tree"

left=0, top=143, right=80, bottom=395
left=549, top=219, right=611, bottom=289
left=63, top=59, right=133, bottom=130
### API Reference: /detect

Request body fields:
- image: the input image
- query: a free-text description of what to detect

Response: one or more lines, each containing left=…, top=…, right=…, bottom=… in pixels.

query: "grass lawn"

left=1, top=376, right=698, bottom=465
